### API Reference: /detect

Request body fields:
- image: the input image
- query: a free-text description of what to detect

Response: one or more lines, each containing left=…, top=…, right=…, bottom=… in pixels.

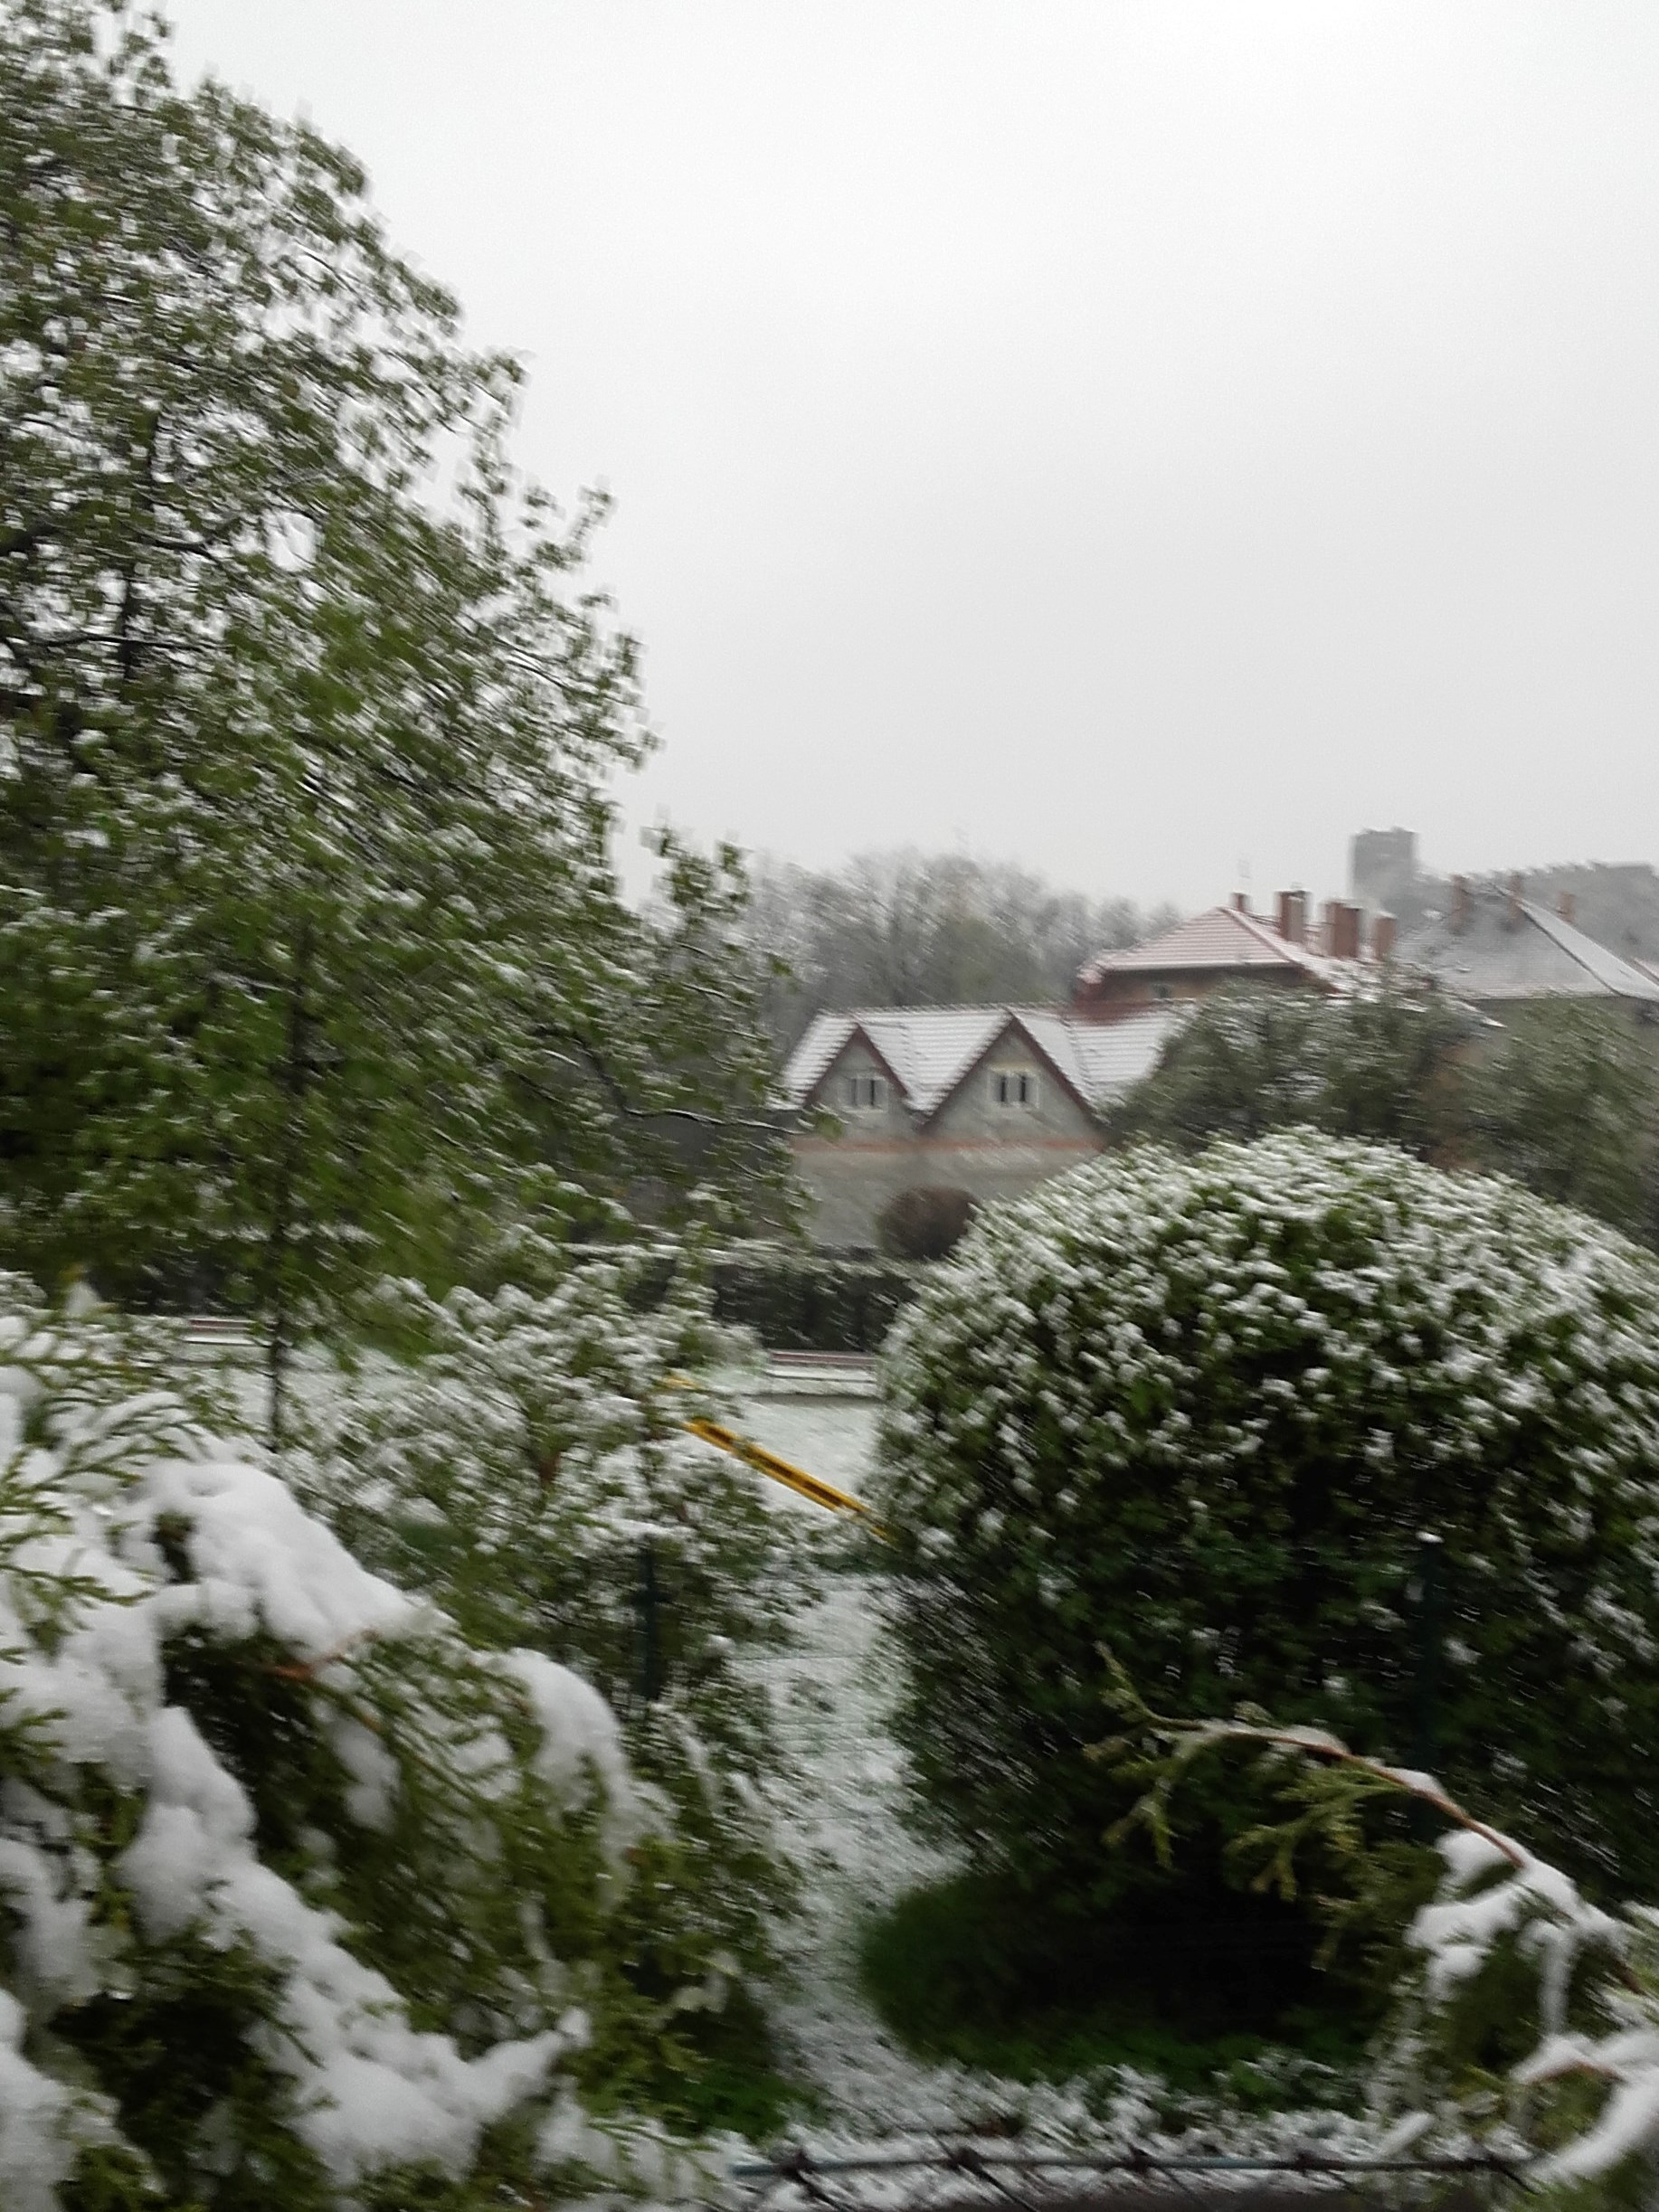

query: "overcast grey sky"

left=162, top=2, right=1659, bottom=910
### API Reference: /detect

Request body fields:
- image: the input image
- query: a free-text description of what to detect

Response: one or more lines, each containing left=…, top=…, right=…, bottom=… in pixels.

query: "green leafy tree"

left=0, top=0, right=789, bottom=1440
left=1111, top=985, right=1470, bottom=1157
left=1463, top=1005, right=1659, bottom=1248
left=1116, top=988, right=1659, bottom=1253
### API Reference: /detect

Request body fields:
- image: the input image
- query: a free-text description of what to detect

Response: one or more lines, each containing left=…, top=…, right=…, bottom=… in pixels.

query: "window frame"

left=843, top=1071, right=887, bottom=1112
left=990, top=1063, right=1040, bottom=1111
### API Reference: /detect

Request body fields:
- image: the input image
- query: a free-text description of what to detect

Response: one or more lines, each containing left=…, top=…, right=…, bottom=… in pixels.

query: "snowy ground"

left=728, top=1394, right=1141, bottom=2145
left=730, top=1392, right=993, bottom=2132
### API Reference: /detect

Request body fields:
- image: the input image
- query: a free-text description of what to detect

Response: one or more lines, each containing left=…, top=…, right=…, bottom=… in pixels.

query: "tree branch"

left=533, top=1025, right=781, bottom=1136
left=1123, top=1708, right=1530, bottom=1869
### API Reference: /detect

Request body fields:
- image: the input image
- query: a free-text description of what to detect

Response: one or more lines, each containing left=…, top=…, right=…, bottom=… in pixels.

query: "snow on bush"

left=295, top=1253, right=820, bottom=2067
left=0, top=1276, right=708, bottom=2209
left=877, top=1132, right=1659, bottom=1905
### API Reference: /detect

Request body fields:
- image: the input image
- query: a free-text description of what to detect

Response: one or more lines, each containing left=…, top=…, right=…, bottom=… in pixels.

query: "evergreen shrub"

left=876, top=1132, right=1659, bottom=1913
left=0, top=1278, right=733, bottom=2208
left=704, top=1243, right=924, bottom=1353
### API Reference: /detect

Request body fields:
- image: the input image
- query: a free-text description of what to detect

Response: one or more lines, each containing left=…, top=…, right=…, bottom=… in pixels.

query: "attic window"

left=991, top=1066, right=1039, bottom=1109
left=844, top=1073, right=886, bottom=1111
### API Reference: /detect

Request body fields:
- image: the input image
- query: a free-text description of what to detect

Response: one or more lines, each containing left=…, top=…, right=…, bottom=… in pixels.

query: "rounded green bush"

left=876, top=1132, right=1659, bottom=1903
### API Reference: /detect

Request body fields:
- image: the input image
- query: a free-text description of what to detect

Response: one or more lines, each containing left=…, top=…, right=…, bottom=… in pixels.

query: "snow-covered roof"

left=1398, top=894, right=1659, bottom=1007
left=1014, top=1007, right=1187, bottom=1102
left=1076, top=904, right=1347, bottom=988
left=782, top=1004, right=1185, bottom=1118
left=1523, top=902, right=1659, bottom=1000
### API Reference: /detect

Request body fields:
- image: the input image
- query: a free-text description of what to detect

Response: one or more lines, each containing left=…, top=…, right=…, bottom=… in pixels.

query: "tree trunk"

left=265, top=921, right=314, bottom=1453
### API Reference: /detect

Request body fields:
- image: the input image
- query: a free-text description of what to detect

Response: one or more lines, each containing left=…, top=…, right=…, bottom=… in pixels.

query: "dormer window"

left=991, top=1065, right=1038, bottom=1109
left=845, top=1073, right=886, bottom=1111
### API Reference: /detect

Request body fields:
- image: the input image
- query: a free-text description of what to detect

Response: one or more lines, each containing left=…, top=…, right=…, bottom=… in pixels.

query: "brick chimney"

left=1558, top=890, right=1577, bottom=926
left=1451, top=875, right=1470, bottom=933
left=1506, top=872, right=1524, bottom=930
left=1230, top=891, right=1250, bottom=913
left=1275, top=888, right=1308, bottom=944
left=1371, top=912, right=1398, bottom=962
left=1323, top=901, right=1360, bottom=961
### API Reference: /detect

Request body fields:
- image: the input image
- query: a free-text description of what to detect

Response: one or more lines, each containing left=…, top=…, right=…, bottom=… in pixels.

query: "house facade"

left=782, top=1005, right=1181, bottom=1250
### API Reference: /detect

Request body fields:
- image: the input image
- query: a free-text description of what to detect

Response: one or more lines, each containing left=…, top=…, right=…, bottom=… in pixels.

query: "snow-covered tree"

left=1464, top=1003, right=1659, bottom=1251
left=740, top=848, right=1179, bottom=1054
left=877, top=1133, right=1659, bottom=1916
left=1114, top=986, right=1659, bottom=1251
left=0, top=1271, right=764, bottom=2208
left=0, top=0, right=789, bottom=1437
left=294, top=1248, right=820, bottom=2022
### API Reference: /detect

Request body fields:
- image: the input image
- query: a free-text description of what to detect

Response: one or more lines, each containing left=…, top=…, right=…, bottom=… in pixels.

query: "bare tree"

left=744, top=849, right=1178, bottom=1051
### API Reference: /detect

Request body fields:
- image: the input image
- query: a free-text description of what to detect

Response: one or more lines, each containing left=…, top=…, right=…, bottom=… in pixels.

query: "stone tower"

left=1350, top=827, right=1418, bottom=918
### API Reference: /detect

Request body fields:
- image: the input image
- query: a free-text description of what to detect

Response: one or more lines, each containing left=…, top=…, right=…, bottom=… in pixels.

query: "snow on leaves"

left=0, top=1275, right=697, bottom=2207
left=877, top=1131, right=1659, bottom=1902
left=294, top=1256, right=820, bottom=2007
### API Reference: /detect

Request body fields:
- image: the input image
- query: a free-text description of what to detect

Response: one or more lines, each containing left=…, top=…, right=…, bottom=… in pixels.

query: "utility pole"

left=1409, top=1529, right=1445, bottom=1839
left=639, top=1542, right=661, bottom=1707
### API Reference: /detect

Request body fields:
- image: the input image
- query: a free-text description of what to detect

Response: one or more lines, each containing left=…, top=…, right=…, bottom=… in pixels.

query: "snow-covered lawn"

left=730, top=1393, right=1147, bottom=2143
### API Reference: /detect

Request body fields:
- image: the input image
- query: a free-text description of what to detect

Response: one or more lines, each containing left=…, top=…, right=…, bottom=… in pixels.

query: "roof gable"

left=914, top=1010, right=1093, bottom=1127
left=785, top=1015, right=910, bottom=1109
left=782, top=1007, right=1006, bottom=1114
left=782, top=1003, right=1188, bottom=1118
left=783, top=1011, right=857, bottom=1104
left=1078, top=905, right=1340, bottom=986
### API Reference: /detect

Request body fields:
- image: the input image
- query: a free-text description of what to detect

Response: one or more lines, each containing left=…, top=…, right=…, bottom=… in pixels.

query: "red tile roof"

left=1077, top=904, right=1346, bottom=987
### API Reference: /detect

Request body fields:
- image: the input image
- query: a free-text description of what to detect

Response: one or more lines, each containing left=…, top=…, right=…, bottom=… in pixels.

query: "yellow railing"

left=678, top=1411, right=888, bottom=1536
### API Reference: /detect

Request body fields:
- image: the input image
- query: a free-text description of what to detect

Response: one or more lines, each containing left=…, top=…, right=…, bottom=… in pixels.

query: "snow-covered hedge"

left=0, top=1280, right=713, bottom=2210
left=877, top=1133, right=1659, bottom=1905
left=705, top=1243, right=924, bottom=1353
left=298, top=1257, right=818, bottom=2008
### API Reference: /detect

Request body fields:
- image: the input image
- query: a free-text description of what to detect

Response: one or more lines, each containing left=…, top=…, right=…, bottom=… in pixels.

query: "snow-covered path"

left=732, top=1393, right=1015, bottom=2133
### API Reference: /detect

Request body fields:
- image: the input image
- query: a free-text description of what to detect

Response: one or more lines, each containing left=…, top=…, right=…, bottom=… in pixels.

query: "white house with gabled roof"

left=781, top=1004, right=1183, bottom=1249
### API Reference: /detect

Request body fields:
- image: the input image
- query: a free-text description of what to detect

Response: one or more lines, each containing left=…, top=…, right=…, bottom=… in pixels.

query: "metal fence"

left=726, top=2144, right=1532, bottom=2212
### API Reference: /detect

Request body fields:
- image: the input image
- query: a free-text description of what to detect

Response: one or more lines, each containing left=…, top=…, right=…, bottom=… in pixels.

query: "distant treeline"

left=742, top=849, right=1180, bottom=1053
